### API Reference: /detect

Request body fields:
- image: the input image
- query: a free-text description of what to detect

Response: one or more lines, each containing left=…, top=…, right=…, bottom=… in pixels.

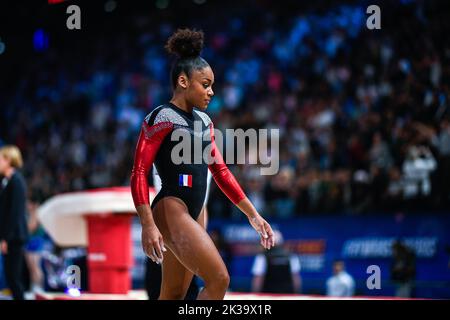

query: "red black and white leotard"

left=131, top=102, right=246, bottom=219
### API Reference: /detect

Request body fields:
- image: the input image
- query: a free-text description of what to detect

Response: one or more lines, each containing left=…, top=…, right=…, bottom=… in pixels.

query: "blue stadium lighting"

left=33, top=29, right=49, bottom=52
left=0, top=38, right=5, bottom=55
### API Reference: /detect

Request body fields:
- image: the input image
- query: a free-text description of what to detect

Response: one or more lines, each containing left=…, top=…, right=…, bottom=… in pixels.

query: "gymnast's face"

left=182, top=66, right=215, bottom=111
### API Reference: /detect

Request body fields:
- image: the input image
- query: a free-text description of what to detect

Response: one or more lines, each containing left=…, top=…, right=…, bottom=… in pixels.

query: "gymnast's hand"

left=141, top=223, right=166, bottom=264
left=248, top=214, right=275, bottom=250
left=236, top=197, right=275, bottom=249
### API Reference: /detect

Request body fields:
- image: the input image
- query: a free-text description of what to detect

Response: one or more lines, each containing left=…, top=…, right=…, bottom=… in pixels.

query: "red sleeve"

left=130, top=121, right=173, bottom=207
left=208, top=123, right=246, bottom=205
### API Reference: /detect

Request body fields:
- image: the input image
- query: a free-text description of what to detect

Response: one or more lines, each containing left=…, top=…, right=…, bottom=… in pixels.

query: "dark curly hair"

left=165, top=28, right=210, bottom=89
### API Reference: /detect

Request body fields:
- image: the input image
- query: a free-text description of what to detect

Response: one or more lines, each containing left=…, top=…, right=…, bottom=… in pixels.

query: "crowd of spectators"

left=1, top=0, right=450, bottom=218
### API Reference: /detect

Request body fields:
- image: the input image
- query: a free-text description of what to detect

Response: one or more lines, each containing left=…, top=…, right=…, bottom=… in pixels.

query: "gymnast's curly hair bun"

left=165, top=28, right=204, bottom=59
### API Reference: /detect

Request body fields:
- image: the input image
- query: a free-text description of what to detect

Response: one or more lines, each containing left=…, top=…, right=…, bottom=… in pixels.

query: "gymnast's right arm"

left=131, top=120, right=173, bottom=264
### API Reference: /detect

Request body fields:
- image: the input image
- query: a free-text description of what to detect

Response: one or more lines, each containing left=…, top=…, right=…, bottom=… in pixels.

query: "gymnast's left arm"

left=207, top=123, right=275, bottom=249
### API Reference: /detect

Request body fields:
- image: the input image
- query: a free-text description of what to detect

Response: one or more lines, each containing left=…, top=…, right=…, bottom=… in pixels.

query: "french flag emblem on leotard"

left=179, top=174, right=192, bottom=187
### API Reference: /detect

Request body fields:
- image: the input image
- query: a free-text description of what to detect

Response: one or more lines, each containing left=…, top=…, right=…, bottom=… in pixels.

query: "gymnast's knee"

left=159, top=285, right=186, bottom=300
left=207, top=270, right=230, bottom=292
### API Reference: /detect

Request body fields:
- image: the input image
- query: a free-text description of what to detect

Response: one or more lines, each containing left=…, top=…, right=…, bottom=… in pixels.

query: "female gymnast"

left=131, top=28, right=275, bottom=300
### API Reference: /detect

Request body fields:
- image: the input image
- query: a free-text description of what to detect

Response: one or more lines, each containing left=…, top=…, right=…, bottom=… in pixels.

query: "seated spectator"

left=369, top=132, right=393, bottom=170
left=402, top=146, right=437, bottom=210
left=385, top=166, right=404, bottom=212
left=264, top=167, right=296, bottom=218
left=350, top=170, right=372, bottom=214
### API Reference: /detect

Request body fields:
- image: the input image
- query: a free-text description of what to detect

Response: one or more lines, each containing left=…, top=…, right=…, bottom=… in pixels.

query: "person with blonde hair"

left=0, top=145, right=29, bottom=300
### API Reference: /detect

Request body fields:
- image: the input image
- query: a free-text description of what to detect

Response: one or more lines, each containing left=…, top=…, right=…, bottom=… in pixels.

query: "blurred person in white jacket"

left=402, top=146, right=437, bottom=200
left=326, top=260, right=355, bottom=297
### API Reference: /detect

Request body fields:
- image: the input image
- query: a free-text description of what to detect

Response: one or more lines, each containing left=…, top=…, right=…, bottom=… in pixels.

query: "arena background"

left=1, top=0, right=450, bottom=299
